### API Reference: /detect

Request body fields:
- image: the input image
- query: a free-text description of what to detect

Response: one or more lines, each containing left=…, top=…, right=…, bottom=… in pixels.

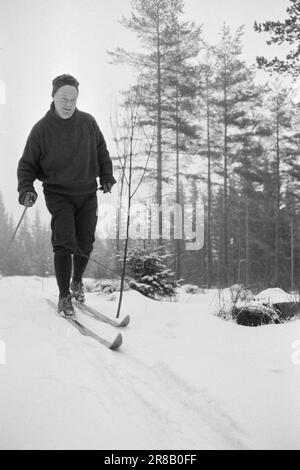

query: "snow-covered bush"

left=217, top=285, right=254, bottom=321
left=253, top=288, right=300, bottom=321
left=218, top=286, right=300, bottom=326
left=182, top=284, right=201, bottom=294
left=253, top=288, right=299, bottom=305
left=128, top=247, right=178, bottom=299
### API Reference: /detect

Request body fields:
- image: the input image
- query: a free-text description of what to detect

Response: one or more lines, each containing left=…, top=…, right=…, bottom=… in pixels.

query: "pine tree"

left=261, top=85, right=296, bottom=285
left=225, top=81, right=271, bottom=287
left=162, top=17, right=201, bottom=277
left=197, top=46, right=223, bottom=287
left=108, top=0, right=201, bottom=250
left=211, top=24, right=261, bottom=286
left=254, top=0, right=300, bottom=75
left=109, top=0, right=182, bottom=206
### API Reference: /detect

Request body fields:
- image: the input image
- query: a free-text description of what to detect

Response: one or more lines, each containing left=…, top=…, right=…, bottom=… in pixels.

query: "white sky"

left=0, top=0, right=292, bottom=222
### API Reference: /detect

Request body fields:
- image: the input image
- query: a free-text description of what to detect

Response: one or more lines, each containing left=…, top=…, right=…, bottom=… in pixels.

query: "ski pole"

left=8, top=207, right=28, bottom=248
left=0, top=207, right=28, bottom=275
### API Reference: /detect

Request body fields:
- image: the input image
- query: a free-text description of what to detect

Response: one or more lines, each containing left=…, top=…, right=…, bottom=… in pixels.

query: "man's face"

left=53, top=85, right=78, bottom=119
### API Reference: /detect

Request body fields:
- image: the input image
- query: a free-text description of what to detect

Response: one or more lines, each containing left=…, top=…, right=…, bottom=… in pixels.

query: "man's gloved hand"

left=100, top=183, right=112, bottom=194
left=20, top=192, right=37, bottom=207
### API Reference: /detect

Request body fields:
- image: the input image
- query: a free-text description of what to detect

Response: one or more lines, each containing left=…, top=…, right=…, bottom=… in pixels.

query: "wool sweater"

left=17, top=102, right=116, bottom=199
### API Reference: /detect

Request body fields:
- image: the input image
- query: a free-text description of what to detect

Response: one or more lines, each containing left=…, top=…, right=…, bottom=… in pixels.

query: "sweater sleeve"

left=92, top=119, right=116, bottom=186
left=17, top=125, right=41, bottom=202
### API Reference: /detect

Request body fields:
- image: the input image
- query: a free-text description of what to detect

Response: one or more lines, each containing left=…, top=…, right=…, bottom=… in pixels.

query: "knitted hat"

left=52, top=74, right=79, bottom=97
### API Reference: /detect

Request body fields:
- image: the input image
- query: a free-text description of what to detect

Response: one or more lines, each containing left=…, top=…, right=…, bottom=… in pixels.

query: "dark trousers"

left=45, top=192, right=98, bottom=296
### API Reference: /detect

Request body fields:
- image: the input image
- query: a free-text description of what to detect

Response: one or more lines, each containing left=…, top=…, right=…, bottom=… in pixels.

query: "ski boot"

left=58, top=294, right=75, bottom=318
left=70, top=280, right=85, bottom=304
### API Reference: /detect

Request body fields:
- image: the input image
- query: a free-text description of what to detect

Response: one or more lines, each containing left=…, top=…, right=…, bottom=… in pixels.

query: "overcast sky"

left=0, top=0, right=292, bottom=221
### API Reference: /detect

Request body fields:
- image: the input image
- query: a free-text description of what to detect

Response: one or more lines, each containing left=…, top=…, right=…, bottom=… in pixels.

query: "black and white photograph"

left=0, top=0, right=300, bottom=452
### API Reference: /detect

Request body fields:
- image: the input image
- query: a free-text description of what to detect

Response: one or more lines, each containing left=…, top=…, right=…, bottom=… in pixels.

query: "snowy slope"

left=0, top=276, right=299, bottom=450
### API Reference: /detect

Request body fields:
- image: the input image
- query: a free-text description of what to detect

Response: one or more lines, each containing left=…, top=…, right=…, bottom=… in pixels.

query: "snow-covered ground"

left=0, top=276, right=299, bottom=450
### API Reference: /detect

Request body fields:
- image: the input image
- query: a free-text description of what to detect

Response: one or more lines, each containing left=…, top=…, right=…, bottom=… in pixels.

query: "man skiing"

left=17, top=74, right=116, bottom=317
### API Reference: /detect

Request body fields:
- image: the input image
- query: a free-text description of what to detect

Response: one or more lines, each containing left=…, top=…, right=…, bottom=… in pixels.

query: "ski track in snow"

left=1, top=277, right=299, bottom=450
left=53, top=313, right=251, bottom=450
left=112, top=355, right=251, bottom=450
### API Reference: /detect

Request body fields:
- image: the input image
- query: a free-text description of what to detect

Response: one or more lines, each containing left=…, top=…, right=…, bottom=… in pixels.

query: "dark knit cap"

left=52, top=74, right=79, bottom=97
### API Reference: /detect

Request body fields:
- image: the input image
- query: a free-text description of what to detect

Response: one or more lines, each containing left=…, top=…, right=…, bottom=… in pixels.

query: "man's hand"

left=20, top=192, right=37, bottom=207
left=100, top=183, right=112, bottom=194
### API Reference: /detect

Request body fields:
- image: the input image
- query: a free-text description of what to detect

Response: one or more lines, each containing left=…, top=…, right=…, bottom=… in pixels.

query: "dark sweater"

left=17, top=102, right=116, bottom=199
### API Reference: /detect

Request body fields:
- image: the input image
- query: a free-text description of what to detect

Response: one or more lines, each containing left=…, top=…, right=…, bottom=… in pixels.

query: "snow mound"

left=254, top=288, right=298, bottom=305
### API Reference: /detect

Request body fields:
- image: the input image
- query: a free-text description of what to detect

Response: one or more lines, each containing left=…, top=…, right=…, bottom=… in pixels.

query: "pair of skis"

left=46, top=298, right=130, bottom=351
